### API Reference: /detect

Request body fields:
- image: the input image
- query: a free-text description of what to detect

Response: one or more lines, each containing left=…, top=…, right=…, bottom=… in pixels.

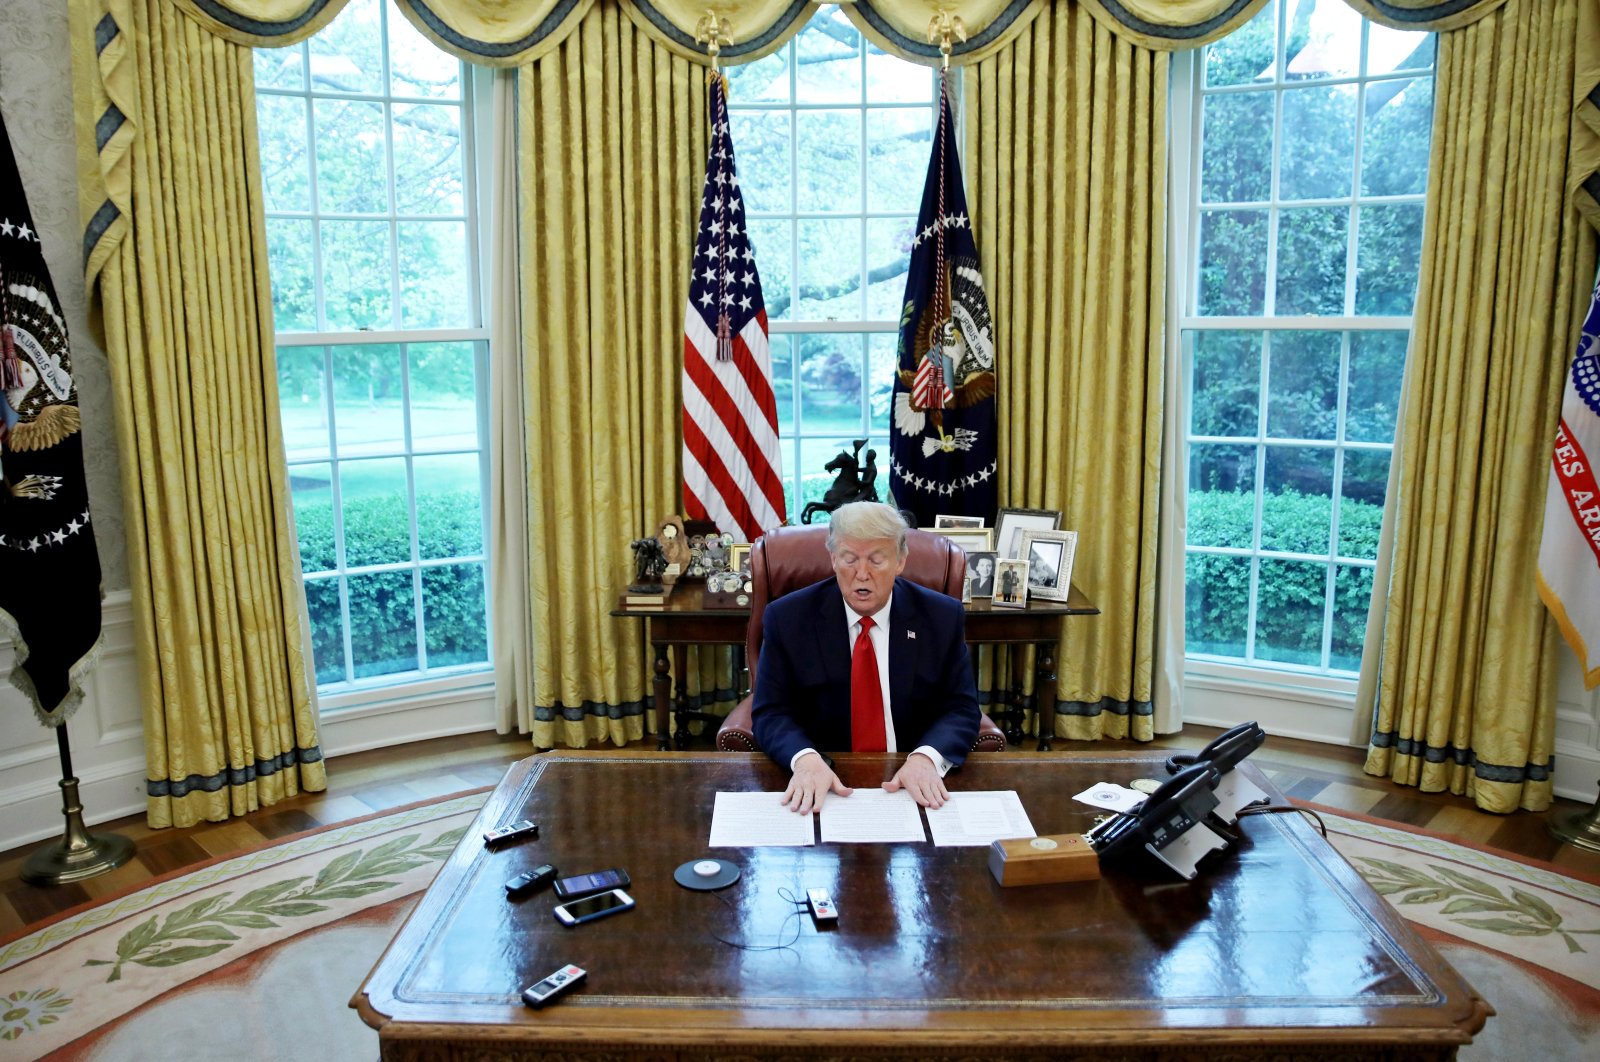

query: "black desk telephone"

left=1164, top=721, right=1265, bottom=776
left=1089, top=762, right=1221, bottom=865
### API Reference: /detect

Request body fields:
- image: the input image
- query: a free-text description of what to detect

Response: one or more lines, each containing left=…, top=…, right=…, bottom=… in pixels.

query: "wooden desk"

left=356, top=752, right=1488, bottom=1062
left=612, top=584, right=1100, bottom=750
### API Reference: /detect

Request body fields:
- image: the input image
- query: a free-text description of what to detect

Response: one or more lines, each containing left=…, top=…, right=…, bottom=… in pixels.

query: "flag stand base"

left=1549, top=782, right=1600, bottom=853
left=22, top=727, right=135, bottom=886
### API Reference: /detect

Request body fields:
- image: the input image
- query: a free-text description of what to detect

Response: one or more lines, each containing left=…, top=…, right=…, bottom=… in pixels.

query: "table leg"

left=673, top=645, right=691, bottom=749
left=1036, top=641, right=1058, bottom=752
left=653, top=645, right=672, bottom=751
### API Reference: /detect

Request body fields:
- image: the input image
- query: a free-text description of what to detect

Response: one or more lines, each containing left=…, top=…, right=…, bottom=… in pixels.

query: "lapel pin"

left=907, top=630, right=917, bottom=639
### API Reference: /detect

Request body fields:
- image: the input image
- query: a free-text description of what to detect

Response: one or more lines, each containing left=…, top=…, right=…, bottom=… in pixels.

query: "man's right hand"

left=781, top=752, right=853, bottom=814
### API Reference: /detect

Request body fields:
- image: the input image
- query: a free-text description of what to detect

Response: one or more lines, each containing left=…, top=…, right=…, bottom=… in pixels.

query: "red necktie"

left=851, top=617, right=887, bottom=752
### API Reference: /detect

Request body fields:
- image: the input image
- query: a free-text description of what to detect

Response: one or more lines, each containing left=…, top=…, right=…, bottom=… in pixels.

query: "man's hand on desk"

left=883, top=752, right=949, bottom=809
left=781, top=752, right=853, bottom=814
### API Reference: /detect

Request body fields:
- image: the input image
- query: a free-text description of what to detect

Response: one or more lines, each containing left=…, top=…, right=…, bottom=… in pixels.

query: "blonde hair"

left=826, top=502, right=909, bottom=558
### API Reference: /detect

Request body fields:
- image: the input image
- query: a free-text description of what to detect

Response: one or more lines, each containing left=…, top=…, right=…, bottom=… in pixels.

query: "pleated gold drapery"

left=1364, top=0, right=1597, bottom=813
left=966, top=4, right=1166, bottom=742
left=68, top=0, right=325, bottom=827
left=519, top=4, right=711, bottom=749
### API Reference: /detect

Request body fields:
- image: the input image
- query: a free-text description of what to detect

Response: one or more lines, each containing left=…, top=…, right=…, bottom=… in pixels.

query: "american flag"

left=682, top=75, right=786, bottom=539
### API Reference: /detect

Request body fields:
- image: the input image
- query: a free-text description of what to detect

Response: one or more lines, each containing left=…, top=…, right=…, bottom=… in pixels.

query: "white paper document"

left=1072, top=781, right=1148, bottom=814
left=708, top=792, right=816, bottom=847
left=818, top=788, right=927, bottom=843
left=923, top=791, right=1036, bottom=847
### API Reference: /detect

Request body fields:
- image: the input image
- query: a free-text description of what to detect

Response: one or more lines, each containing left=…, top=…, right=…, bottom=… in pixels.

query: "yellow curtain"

left=1364, top=0, right=1596, bottom=813
left=966, top=3, right=1165, bottom=742
left=521, top=2, right=710, bottom=748
left=69, top=0, right=325, bottom=827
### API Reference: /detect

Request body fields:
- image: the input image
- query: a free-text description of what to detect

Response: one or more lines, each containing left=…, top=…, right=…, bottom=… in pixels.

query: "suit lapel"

left=887, top=580, right=918, bottom=738
left=813, top=585, right=852, bottom=687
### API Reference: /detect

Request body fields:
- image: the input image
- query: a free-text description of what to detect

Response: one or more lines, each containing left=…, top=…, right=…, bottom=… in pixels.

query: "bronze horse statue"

left=800, top=439, right=880, bottom=524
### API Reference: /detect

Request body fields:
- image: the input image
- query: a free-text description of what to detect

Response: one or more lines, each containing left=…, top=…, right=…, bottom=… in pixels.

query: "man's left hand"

left=883, top=752, right=948, bottom=808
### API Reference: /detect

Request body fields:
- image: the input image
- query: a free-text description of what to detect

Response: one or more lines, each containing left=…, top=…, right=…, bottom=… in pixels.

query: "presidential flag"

left=888, top=72, right=997, bottom=527
left=0, top=110, right=103, bottom=725
left=1537, top=269, right=1600, bottom=690
left=682, top=75, right=785, bottom=540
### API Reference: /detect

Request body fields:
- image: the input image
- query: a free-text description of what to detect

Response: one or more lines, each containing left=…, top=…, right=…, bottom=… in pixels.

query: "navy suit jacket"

left=750, top=576, right=980, bottom=770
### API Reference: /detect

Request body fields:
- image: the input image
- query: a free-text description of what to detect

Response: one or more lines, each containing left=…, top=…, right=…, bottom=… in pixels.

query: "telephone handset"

left=1164, top=721, right=1265, bottom=776
left=1089, top=762, right=1221, bottom=866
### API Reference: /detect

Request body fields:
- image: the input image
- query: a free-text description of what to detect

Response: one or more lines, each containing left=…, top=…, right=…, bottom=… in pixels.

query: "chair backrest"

left=745, top=525, right=967, bottom=670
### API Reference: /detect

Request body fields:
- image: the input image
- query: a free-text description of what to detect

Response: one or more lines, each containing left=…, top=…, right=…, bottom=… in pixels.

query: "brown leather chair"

left=715, top=525, right=1006, bottom=753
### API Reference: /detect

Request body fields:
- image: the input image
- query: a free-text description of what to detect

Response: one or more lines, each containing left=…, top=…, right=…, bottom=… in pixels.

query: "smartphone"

left=552, top=868, right=631, bottom=901
left=553, top=888, right=635, bottom=926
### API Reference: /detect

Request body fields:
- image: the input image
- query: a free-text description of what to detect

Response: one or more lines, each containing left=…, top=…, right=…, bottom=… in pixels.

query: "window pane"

left=749, top=218, right=791, bottom=320
left=1186, top=553, right=1250, bottom=657
left=1337, top=449, right=1389, bottom=560
left=726, top=48, right=790, bottom=103
left=255, top=45, right=305, bottom=91
left=308, top=0, right=384, bottom=95
left=341, top=457, right=411, bottom=567
left=348, top=569, right=418, bottom=679
left=398, top=220, right=470, bottom=328
left=1285, top=0, right=1360, bottom=81
left=388, top=10, right=460, bottom=100
left=796, top=218, right=862, bottom=319
left=1254, top=559, right=1327, bottom=666
left=770, top=333, right=794, bottom=433
left=258, top=95, right=311, bottom=213
left=868, top=333, right=897, bottom=435
left=1204, top=0, right=1276, bottom=87
left=1266, top=331, right=1340, bottom=439
left=304, top=578, right=346, bottom=684
left=1346, top=330, right=1407, bottom=442
left=1198, top=209, right=1268, bottom=315
left=409, top=342, right=478, bottom=452
left=1368, top=25, right=1434, bottom=74
left=796, top=13, right=861, bottom=103
left=1261, top=446, right=1333, bottom=553
left=1279, top=85, right=1355, bottom=201
left=1200, top=92, right=1273, bottom=204
left=423, top=564, right=488, bottom=667
left=866, top=109, right=931, bottom=212
left=731, top=111, right=791, bottom=214
left=1361, top=78, right=1432, bottom=197
left=1274, top=206, right=1348, bottom=315
left=1191, top=331, right=1261, bottom=437
left=393, top=104, right=463, bottom=215
left=314, top=99, right=387, bottom=214
left=415, top=454, right=482, bottom=560
left=266, top=219, right=316, bottom=331
left=868, top=46, right=931, bottom=103
left=278, top=347, right=330, bottom=460
left=798, top=334, right=864, bottom=434
left=320, top=219, right=394, bottom=329
left=1330, top=565, right=1373, bottom=670
left=290, top=462, right=335, bottom=572
left=331, top=344, right=405, bottom=455
left=1188, top=444, right=1257, bottom=549
left=865, top=217, right=914, bottom=319
left=797, top=110, right=860, bottom=213
left=1355, top=202, right=1424, bottom=315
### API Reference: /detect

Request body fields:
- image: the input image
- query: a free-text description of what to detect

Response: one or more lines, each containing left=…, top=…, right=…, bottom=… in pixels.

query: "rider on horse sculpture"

left=801, top=439, right=880, bottom=524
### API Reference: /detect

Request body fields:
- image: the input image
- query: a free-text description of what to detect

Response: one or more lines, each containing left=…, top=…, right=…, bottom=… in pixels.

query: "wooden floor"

left=3, top=726, right=1598, bottom=937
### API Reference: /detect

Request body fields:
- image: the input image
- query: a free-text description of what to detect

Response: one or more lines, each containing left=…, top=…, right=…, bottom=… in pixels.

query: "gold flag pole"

left=695, top=9, right=733, bottom=79
left=927, top=10, right=968, bottom=71
left=22, top=725, right=135, bottom=885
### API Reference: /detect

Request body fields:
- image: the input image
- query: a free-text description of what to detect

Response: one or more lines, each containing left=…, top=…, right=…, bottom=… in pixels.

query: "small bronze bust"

left=629, top=537, right=667, bottom=592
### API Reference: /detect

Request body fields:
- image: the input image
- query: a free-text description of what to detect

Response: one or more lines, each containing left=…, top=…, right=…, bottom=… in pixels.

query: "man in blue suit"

left=752, top=502, right=980, bottom=814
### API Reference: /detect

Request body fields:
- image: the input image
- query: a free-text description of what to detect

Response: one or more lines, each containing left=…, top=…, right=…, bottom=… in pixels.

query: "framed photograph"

left=1017, top=529, right=1077, bottom=602
left=935, top=528, right=995, bottom=555
left=995, top=507, right=1061, bottom=559
left=933, top=514, right=985, bottom=529
left=991, top=557, right=1030, bottom=608
left=965, top=550, right=997, bottom=599
left=728, top=543, right=753, bottom=577
left=962, top=570, right=973, bottom=603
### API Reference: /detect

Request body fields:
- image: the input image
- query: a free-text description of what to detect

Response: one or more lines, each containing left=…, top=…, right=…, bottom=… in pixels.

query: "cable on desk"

left=704, top=885, right=809, bottom=955
left=1237, top=804, right=1327, bottom=838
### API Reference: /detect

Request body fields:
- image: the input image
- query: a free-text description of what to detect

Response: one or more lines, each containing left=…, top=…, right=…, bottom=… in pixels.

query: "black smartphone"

left=552, top=868, right=631, bottom=901
left=553, top=889, right=635, bottom=926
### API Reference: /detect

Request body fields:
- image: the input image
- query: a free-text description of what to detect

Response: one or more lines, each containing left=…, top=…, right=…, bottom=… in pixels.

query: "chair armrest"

left=716, top=696, right=759, bottom=752
left=973, top=712, right=1006, bottom=753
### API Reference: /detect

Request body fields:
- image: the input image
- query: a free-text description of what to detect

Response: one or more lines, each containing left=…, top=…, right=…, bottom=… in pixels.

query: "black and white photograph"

left=992, top=558, right=1029, bottom=608
left=1017, top=529, right=1078, bottom=601
left=934, top=514, right=986, bottom=529
left=965, top=551, right=997, bottom=598
left=995, top=507, right=1060, bottom=559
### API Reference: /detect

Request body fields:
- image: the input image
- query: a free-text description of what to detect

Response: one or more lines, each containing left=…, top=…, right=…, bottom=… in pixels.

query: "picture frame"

left=935, top=528, right=995, bottom=555
left=961, top=570, right=973, bottom=604
left=1016, top=529, right=1078, bottom=602
left=933, top=514, right=985, bottom=529
left=728, top=543, right=753, bottom=577
left=991, top=557, right=1030, bottom=609
left=964, top=550, right=997, bottom=599
left=994, top=507, right=1061, bottom=559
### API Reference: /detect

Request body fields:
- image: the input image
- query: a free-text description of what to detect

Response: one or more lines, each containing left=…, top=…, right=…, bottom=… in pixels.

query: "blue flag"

left=888, top=74, right=997, bottom=527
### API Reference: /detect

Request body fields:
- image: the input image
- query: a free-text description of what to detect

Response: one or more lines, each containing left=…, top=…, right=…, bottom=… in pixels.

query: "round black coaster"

left=673, top=858, right=741, bottom=891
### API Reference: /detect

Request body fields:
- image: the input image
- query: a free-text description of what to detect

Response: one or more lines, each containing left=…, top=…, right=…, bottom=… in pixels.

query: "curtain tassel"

left=715, top=311, right=733, bottom=362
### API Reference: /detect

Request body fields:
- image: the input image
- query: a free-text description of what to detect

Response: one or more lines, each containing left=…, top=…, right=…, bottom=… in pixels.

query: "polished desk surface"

left=357, top=752, right=1487, bottom=1060
left=611, top=581, right=1100, bottom=623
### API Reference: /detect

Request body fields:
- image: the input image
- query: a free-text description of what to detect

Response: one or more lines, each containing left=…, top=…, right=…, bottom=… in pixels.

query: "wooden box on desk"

left=988, top=833, right=1100, bottom=886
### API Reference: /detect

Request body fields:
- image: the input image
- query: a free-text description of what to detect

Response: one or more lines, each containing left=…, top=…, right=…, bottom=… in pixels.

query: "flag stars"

left=738, top=294, right=753, bottom=310
left=0, top=220, right=12, bottom=237
left=741, top=271, right=755, bottom=287
left=699, top=290, right=715, bottom=307
left=17, top=223, right=32, bottom=242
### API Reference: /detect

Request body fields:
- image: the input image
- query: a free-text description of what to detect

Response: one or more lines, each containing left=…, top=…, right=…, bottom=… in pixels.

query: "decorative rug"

left=1, top=793, right=1596, bottom=1060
